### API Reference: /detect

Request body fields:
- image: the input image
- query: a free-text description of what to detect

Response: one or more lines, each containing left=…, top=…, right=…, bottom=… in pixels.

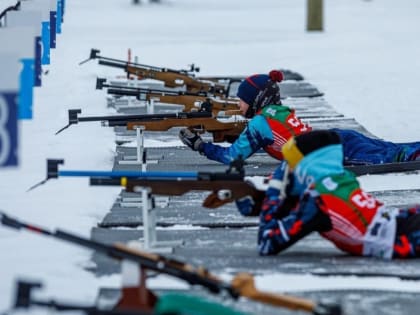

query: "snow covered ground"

left=0, top=0, right=420, bottom=312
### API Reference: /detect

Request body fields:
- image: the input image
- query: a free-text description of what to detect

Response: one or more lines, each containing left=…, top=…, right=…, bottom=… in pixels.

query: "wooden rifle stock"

left=126, top=65, right=227, bottom=97
left=100, top=78, right=239, bottom=114
left=145, top=93, right=239, bottom=114
left=97, top=58, right=206, bottom=94
left=90, top=51, right=228, bottom=96
left=126, top=117, right=246, bottom=143
left=90, top=176, right=264, bottom=211
left=107, top=87, right=239, bottom=115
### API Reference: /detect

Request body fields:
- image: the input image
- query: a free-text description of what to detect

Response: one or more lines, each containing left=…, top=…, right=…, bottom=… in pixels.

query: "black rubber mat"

left=99, top=189, right=420, bottom=228
left=90, top=227, right=420, bottom=279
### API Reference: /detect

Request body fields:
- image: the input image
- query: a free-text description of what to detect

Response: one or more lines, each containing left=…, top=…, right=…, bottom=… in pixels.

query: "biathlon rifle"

left=0, top=212, right=341, bottom=315
left=80, top=49, right=228, bottom=97
left=96, top=78, right=240, bottom=115
left=29, top=159, right=264, bottom=212
left=55, top=109, right=246, bottom=143
left=89, top=160, right=265, bottom=211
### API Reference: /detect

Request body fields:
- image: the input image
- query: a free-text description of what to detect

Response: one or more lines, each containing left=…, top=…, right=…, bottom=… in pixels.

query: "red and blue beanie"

left=237, top=70, right=284, bottom=117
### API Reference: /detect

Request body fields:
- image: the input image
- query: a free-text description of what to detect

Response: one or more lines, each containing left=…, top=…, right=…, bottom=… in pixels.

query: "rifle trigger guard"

left=189, top=126, right=205, bottom=134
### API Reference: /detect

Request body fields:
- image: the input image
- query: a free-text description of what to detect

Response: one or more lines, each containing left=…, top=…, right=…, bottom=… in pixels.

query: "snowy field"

left=0, top=0, right=420, bottom=313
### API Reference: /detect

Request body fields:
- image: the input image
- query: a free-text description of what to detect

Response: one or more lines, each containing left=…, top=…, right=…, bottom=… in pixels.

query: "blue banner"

left=62, top=0, right=66, bottom=21
left=56, top=0, right=63, bottom=33
left=0, top=92, right=18, bottom=167
left=50, top=11, right=57, bottom=48
left=18, top=58, right=35, bottom=120
left=34, top=36, right=42, bottom=87
left=41, top=21, right=50, bottom=64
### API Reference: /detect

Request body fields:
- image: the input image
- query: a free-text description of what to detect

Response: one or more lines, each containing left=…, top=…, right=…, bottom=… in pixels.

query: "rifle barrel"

left=106, top=87, right=209, bottom=99
left=78, top=111, right=211, bottom=123
left=98, top=59, right=127, bottom=69
left=107, top=88, right=140, bottom=98
left=59, top=170, right=198, bottom=178
left=86, top=171, right=245, bottom=182
left=97, top=56, right=194, bottom=75
left=104, top=83, right=210, bottom=97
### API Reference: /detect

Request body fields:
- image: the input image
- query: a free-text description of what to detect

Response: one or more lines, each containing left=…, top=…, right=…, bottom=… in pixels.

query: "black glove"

left=179, top=128, right=204, bottom=151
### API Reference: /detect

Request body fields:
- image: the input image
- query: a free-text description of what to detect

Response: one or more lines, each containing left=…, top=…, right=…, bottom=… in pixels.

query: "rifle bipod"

left=111, top=120, right=171, bottom=235
left=115, top=125, right=164, bottom=169
left=124, top=185, right=183, bottom=254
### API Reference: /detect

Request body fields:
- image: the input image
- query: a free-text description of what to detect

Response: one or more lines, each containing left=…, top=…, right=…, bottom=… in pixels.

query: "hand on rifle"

left=258, top=161, right=292, bottom=255
left=259, top=161, right=291, bottom=219
left=235, top=195, right=256, bottom=216
left=179, top=128, right=204, bottom=152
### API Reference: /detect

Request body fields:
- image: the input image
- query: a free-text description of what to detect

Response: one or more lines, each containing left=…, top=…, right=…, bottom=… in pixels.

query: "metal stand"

left=138, top=187, right=183, bottom=253
left=119, top=195, right=169, bottom=208
left=117, top=242, right=157, bottom=310
left=107, top=96, right=141, bottom=110
left=146, top=99, right=155, bottom=114
left=117, top=122, right=167, bottom=208
left=118, top=126, right=159, bottom=168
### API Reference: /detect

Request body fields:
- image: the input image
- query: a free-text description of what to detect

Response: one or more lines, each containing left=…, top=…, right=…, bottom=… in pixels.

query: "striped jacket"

left=258, top=145, right=397, bottom=259
left=200, top=105, right=310, bottom=164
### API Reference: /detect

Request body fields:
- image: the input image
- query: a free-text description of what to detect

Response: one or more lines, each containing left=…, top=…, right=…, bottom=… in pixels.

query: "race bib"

left=363, top=206, right=398, bottom=259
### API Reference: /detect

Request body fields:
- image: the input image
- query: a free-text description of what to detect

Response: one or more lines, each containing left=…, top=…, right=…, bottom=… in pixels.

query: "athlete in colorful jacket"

left=179, top=71, right=420, bottom=165
left=255, top=130, right=420, bottom=259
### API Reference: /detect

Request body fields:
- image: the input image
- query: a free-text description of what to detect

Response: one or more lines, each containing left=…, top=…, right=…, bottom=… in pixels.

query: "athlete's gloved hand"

left=258, top=224, right=282, bottom=255
left=235, top=195, right=255, bottom=216
left=266, top=160, right=290, bottom=200
left=179, top=128, right=204, bottom=152
left=260, top=161, right=290, bottom=224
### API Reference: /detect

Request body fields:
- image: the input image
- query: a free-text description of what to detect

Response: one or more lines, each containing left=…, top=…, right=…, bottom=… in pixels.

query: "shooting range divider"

left=0, top=0, right=66, bottom=167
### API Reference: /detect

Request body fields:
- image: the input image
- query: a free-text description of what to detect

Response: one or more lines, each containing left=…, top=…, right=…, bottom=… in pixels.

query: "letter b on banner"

left=0, top=53, right=19, bottom=167
left=0, top=93, right=18, bottom=166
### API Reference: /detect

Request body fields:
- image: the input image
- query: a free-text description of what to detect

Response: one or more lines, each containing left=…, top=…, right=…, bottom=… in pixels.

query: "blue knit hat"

left=236, top=70, right=283, bottom=118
